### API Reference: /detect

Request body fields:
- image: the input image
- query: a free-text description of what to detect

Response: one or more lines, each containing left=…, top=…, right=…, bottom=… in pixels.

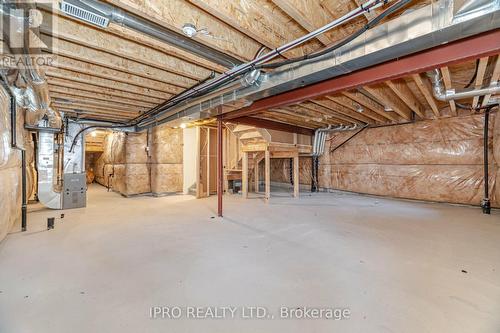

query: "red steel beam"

left=228, top=116, right=314, bottom=136
left=223, top=29, right=500, bottom=120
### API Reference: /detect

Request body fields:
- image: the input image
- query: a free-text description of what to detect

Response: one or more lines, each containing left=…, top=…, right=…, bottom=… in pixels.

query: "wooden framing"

left=472, top=57, right=489, bottom=108
left=26, top=0, right=498, bottom=136
left=239, top=140, right=310, bottom=202
left=482, top=56, right=500, bottom=107
left=440, top=67, right=457, bottom=116
left=411, top=73, right=440, bottom=117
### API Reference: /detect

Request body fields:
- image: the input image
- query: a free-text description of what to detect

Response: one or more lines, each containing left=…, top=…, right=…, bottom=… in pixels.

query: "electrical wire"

left=464, top=59, right=480, bottom=88
left=70, top=0, right=408, bottom=150
left=257, top=0, right=411, bottom=69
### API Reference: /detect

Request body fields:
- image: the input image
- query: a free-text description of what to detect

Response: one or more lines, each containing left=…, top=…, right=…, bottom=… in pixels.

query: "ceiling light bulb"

left=356, top=106, right=364, bottom=113
left=90, top=131, right=97, bottom=137
left=180, top=123, right=187, bottom=129
left=182, top=23, right=197, bottom=38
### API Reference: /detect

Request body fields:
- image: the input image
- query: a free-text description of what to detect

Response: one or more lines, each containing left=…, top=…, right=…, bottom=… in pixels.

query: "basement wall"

left=94, top=125, right=183, bottom=196
left=318, top=113, right=500, bottom=207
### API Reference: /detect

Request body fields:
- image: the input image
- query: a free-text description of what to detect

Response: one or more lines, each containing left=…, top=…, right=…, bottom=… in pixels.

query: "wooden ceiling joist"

left=482, top=56, right=500, bottom=107
left=50, top=93, right=148, bottom=113
left=45, top=68, right=173, bottom=100
left=56, top=106, right=136, bottom=120
left=277, top=107, right=337, bottom=125
left=385, top=79, right=426, bottom=118
left=265, top=109, right=334, bottom=127
left=186, top=0, right=320, bottom=58
left=341, top=91, right=398, bottom=122
left=105, top=0, right=261, bottom=61
left=52, top=102, right=140, bottom=116
left=42, top=36, right=198, bottom=87
left=307, top=99, right=371, bottom=124
left=271, top=0, right=363, bottom=46
left=363, top=85, right=412, bottom=120
left=472, top=56, right=489, bottom=108
left=42, top=12, right=213, bottom=80
left=47, top=78, right=164, bottom=105
left=322, top=95, right=385, bottom=123
left=106, top=24, right=226, bottom=73
left=49, top=55, right=187, bottom=94
left=289, top=104, right=354, bottom=125
left=48, top=86, right=156, bottom=108
left=411, top=73, right=440, bottom=117
left=439, top=67, right=457, bottom=116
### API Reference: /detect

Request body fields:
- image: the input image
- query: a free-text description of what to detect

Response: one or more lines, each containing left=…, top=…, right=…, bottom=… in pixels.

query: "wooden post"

left=293, top=154, right=299, bottom=198
left=195, top=127, right=201, bottom=198
left=254, top=158, right=259, bottom=193
left=265, top=149, right=270, bottom=202
left=242, top=151, right=248, bottom=199
left=217, top=117, right=223, bottom=217
left=206, top=128, right=210, bottom=195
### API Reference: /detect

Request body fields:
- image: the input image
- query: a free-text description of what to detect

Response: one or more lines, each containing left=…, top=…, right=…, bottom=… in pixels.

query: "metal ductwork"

left=427, top=69, right=500, bottom=102
left=37, top=120, right=87, bottom=210
left=0, top=4, right=62, bottom=129
left=312, top=124, right=359, bottom=156
left=60, top=0, right=242, bottom=68
left=37, top=131, right=62, bottom=209
left=138, top=0, right=500, bottom=129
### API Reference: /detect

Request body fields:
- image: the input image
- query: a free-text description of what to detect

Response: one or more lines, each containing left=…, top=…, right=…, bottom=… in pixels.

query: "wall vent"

left=60, top=1, right=109, bottom=28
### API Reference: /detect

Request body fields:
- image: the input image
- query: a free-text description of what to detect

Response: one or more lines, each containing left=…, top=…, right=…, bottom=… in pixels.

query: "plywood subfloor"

left=0, top=184, right=499, bottom=332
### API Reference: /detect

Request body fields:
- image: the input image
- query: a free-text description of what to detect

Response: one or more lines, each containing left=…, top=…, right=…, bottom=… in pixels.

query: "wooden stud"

left=195, top=127, right=201, bottom=198
left=206, top=129, right=211, bottom=195
left=293, top=154, right=299, bottom=198
left=254, top=158, right=259, bottom=193
left=265, top=149, right=271, bottom=202
left=242, top=151, right=249, bottom=199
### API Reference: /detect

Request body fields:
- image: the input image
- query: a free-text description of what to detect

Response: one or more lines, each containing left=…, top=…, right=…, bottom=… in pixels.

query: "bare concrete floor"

left=1, top=184, right=500, bottom=333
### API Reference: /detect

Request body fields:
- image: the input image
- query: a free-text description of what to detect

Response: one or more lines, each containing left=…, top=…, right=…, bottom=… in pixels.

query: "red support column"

left=217, top=114, right=223, bottom=217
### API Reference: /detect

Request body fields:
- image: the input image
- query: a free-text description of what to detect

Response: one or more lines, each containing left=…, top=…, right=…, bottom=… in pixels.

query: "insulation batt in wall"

left=151, top=125, right=183, bottom=195
left=318, top=113, right=499, bottom=207
left=268, top=158, right=312, bottom=186
left=94, top=125, right=183, bottom=196
left=0, top=86, right=33, bottom=241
